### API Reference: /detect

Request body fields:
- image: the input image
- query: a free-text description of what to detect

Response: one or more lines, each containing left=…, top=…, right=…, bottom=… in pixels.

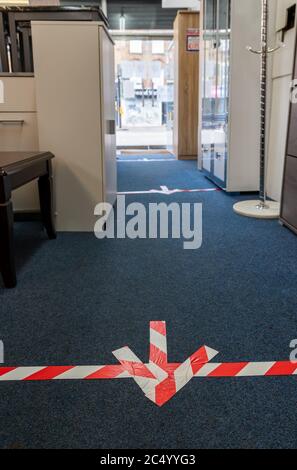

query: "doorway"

left=112, top=31, right=174, bottom=156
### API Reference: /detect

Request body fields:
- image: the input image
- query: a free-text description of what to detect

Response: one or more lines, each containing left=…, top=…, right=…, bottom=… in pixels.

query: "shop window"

left=130, top=40, right=143, bottom=54
left=152, top=41, right=165, bottom=54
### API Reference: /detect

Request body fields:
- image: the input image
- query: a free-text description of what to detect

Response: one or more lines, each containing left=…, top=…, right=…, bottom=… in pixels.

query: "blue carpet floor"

left=118, top=160, right=213, bottom=191
left=0, top=160, right=297, bottom=449
left=117, top=153, right=175, bottom=161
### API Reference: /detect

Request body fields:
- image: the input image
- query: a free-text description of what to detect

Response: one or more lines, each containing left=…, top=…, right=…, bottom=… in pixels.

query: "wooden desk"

left=0, top=151, right=56, bottom=288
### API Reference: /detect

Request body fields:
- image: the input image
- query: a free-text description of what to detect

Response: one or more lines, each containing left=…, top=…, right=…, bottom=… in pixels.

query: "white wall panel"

left=267, top=76, right=292, bottom=201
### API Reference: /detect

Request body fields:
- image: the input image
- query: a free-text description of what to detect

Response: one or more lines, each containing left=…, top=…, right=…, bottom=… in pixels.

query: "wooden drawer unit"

left=0, top=112, right=39, bottom=211
left=0, top=76, right=39, bottom=211
left=0, top=113, right=38, bottom=149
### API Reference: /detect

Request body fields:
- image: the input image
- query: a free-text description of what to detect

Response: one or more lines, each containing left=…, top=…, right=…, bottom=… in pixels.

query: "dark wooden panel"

left=0, top=11, right=8, bottom=72
left=287, top=23, right=297, bottom=158
left=10, top=160, right=48, bottom=190
left=281, top=25, right=297, bottom=234
left=0, top=151, right=55, bottom=287
left=287, top=101, right=297, bottom=158
left=280, top=155, right=297, bottom=234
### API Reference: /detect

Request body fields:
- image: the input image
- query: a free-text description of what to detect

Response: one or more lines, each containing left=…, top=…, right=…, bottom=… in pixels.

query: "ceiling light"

left=120, top=9, right=126, bottom=31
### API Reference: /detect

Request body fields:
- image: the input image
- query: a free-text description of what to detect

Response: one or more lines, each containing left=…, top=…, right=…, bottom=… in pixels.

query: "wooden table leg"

left=38, top=160, right=57, bottom=240
left=0, top=199, right=16, bottom=288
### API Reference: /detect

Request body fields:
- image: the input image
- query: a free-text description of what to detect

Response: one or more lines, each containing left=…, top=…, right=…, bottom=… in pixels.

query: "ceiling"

left=60, top=0, right=180, bottom=29
left=106, top=0, right=179, bottom=30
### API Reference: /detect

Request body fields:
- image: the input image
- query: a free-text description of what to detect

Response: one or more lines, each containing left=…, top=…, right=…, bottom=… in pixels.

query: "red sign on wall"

left=187, top=28, right=200, bottom=52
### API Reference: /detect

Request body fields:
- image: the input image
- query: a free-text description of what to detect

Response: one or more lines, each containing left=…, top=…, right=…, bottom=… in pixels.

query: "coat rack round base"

left=233, top=200, right=280, bottom=219
left=233, top=0, right=283, bottom=221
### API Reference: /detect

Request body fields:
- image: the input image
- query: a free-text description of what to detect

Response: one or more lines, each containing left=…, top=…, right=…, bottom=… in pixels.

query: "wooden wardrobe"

left=280, top=32, right=297, bottom=235
left=173, top=11, right=200, bottom=160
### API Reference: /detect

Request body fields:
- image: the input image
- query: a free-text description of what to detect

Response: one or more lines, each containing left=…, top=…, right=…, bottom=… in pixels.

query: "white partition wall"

left=31, top=21, right=117, bottom=231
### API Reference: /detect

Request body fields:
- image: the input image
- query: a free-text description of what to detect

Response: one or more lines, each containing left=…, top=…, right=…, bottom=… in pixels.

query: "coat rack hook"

left=246, top=46, right=262, bottom=55
left=267, top=43, right=285, bottom=54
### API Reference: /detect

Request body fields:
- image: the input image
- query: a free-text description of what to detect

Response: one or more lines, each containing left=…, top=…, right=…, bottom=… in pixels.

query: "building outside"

left=114, top=36, right=174, bottom=149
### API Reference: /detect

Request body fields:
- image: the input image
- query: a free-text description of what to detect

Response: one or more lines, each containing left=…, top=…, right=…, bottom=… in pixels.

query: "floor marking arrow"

left=112, top=346, right=163, bottom=402
left=0, top=321, right=297, bottom=407
left=153, top=345, right=219, bottom=407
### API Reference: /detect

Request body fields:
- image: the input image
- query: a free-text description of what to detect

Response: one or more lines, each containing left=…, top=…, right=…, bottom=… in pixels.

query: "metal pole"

left=117, top=74, right=122, bottom=129
left=101, top=0, right=108, bottom=16
left=142, top=79, right=145, bottom=107
left=259, top=0, right=268, bottom=208
left=152, top=81, right=155, bottom=107
left=247, top=0, right=283, bottom=210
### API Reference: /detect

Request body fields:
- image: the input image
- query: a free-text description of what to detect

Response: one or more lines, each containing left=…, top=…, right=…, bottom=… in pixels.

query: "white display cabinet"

left=200, top=0, right=262, bottom=192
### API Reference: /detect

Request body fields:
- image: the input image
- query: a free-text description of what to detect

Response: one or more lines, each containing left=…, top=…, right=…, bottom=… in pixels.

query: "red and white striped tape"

left=149, top=321, right=167, bottom=366
left=0, top=321, right=296, bottom=407
left=112, top=346, right=161, bottom=402
left=153, top=345, right=219, bottom=406
left=1, top=361, right=296, bottom=382
left=117, top=186, right=220, bottom=196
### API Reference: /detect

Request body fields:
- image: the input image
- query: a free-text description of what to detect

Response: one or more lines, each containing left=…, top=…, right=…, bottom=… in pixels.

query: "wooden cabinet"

left=0, top=11, right=8, bottom=73
left=0, top=75, right=40, bottom=211
left=31, top=21, right=117, bottom=231
left=281, top=156, right=297, bottom=234
left=173, top=11, right=200, bottom=160
left=280, top=35, right=297, bottom=234
left=287, top=86, right=297, bottom=159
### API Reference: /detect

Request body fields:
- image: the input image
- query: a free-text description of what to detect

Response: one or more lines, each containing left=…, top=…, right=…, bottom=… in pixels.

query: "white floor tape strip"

left=118, top=186, right=220, bottom=196
left=117, top=159, right=176, bottom=163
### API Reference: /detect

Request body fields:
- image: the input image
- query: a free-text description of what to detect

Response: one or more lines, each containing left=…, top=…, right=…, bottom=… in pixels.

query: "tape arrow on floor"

left=0, top=321, right=297, bottom=407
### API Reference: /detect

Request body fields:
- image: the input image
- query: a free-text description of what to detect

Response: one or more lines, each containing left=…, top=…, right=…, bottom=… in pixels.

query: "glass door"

left=114, top=35, right=174, bottom=150
left=202, top=0, right=217, bottom=173
left=213, top=0, right=230, bottom=186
